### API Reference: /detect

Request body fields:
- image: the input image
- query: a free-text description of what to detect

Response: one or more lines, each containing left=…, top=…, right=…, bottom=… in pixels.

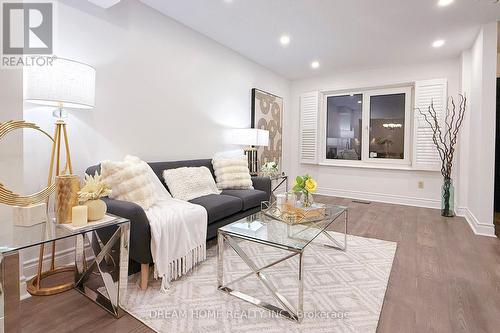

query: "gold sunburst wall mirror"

left=0, top=120, right=55, bottom=206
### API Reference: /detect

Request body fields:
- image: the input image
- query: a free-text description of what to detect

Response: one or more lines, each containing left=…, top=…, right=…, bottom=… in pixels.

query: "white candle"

left=72, top=206, right=88, bottom=227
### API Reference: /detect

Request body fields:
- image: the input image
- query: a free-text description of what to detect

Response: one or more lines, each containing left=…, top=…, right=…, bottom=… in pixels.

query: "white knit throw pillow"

left=100, top=155, right=158, bottom=210
left=212, top=156, right=253, bottom=190
left=163, top=166, right=221, bottom=201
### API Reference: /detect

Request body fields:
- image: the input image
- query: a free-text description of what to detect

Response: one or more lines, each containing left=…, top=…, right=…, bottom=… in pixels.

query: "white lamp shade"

left=24, top=58, right=96, bottom=109
left=230, top=128, right=269, bottom=147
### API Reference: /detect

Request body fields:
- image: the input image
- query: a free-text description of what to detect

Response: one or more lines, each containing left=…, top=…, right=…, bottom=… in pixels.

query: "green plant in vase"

left=292, top=174, right=317, bottom=207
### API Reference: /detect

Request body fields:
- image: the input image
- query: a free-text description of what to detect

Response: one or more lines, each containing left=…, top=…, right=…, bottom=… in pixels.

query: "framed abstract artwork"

left=251, top=88, right=283, bottom=171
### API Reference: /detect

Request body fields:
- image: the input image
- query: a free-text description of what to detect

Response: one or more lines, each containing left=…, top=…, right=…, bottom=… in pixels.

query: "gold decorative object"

left=55, top=175, right=80, bottom=224
left=0, top=120, right=55, bottom=206
left=78, top=172, right=111, bottom=221
left=84, top=199, right=107, bottom=221
left=261, top=201, right=326, bottom=225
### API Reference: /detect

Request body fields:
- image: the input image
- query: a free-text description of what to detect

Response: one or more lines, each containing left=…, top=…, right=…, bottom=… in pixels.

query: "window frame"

left=320, top=85, right=413, bottom=168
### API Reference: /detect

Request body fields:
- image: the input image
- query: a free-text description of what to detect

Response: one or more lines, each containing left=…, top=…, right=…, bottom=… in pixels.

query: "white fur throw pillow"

left=100, top=155, right=158, bottom=210
left=212, top=156, right=254, bottom=190
left=163, top=166, right=221, bottom=201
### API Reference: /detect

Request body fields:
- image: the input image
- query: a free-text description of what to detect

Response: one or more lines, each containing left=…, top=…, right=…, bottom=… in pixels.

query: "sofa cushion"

left=221, top=189, right=268, bottom=211
left=212, top=156, right=253, bottom=190
left=163, top=166, right=220, bottom=201
left=189, top=194, right=243, bottom=224
left=100, top=155, right=159, bottom=210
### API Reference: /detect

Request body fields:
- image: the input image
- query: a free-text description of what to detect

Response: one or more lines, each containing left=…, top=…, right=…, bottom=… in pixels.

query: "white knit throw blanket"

left=144, top=167, right=208, bottom=292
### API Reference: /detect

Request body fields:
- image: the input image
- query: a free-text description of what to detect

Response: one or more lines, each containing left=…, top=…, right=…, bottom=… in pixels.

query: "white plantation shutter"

left=413, top=79, right=447, bottom=171
left=299, top=91, right=319, bottom=164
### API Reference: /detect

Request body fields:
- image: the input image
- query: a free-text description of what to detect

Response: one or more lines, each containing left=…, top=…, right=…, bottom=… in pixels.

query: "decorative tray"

left=261, top=201, right=327, bottom=225
left=58, top=214, right=118, bottom=232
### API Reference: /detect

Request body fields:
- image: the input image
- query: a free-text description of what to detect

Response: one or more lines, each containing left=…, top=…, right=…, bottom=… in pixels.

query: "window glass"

left=369, top=93, right=406, bottom=159
left=326, top=94, right=362, bottom=160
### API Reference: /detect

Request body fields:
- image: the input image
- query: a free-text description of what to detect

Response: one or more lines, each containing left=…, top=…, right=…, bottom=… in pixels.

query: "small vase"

left=55, top=175, right=80, bottom=224
left=84, top=199, right=107, bottom=221
left=300, top=192, right=314, bottom=208
left=441, top=178, right=454, bottom=217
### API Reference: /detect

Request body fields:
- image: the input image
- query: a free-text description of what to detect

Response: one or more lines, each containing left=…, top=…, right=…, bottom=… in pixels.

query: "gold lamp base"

left=26, top=267, right=75, bottom=296
left=28, top=117, right=77, bottom=297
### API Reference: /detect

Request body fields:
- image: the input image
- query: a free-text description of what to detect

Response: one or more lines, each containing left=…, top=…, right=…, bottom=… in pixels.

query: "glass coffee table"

left=0, top=214, right=130, bottom=332
left=217, top=204, right=347, bottom=323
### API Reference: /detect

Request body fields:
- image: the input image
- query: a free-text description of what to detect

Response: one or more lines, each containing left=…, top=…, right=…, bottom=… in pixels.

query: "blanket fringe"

left=154, top=243, right=206, bottom=293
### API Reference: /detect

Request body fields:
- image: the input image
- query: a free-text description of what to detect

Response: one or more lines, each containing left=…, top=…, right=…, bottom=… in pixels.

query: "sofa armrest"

left=102, top=197, right=153, bottom=264
left=251, top=176, right=271, bottom=200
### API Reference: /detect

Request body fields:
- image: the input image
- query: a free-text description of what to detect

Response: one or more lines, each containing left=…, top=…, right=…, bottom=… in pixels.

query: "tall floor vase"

left=441, top=178, right=455, bottom=217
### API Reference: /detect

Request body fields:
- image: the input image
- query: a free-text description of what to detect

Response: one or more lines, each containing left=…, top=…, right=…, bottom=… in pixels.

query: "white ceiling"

left=140, top=0, right=500, bottom=80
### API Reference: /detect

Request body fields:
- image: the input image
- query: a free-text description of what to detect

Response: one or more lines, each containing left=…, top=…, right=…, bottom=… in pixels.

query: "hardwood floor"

left=20, top=196, right=500, bottom=333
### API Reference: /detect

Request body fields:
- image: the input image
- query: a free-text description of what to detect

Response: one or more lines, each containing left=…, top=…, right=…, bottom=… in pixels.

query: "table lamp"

left=23, top=57, right=96, bottom=296
left=230, top=128, right=269, bottom=175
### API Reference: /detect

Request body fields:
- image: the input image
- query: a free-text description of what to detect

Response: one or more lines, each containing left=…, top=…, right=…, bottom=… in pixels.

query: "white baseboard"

left=316, top=187, right=496, bottom=238
left=316, top=187, right=441, bottom=209
left=456, top=207, right=496, bottom=237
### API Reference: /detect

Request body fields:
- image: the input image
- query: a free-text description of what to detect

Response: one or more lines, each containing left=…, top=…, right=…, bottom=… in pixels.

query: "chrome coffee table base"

left=74, top=223, right=130, bottom=318
left=218, top=233, right=304, bottom=322
left=217, top=213, right=347, bottom=323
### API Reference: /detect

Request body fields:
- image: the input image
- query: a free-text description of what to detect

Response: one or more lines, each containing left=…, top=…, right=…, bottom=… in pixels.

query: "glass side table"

left=0, top=214, right=130, bottom=333
left=261, top=173, right=288, bottom=202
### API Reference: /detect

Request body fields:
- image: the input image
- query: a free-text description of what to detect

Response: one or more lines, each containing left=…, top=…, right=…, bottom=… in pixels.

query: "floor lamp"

left=24, top=58, right=96, bottom=296
left=231, top=128, right=269, bottom=175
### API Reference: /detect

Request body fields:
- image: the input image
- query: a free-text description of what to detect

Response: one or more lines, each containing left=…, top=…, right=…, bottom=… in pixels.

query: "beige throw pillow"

left=162, top=166, right=221, bottom=201
left=212, top=156, right=254, bottom=190
left=100, top=155, right=158, bottom=210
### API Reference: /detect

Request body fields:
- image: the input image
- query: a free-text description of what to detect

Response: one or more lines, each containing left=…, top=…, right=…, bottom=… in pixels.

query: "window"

left=324, top=86, right=411, bottom=165
left=326, top=94, right=362, bottom=160
left=369, top=93, right=406, bottom=160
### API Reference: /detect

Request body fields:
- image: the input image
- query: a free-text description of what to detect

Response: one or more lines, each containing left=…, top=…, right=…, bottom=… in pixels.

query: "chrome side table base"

left=74, top=223, right=130, bottom=318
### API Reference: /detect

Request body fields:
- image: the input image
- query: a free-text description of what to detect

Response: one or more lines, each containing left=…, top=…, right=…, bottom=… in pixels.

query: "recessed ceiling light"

left=438, top=0, right=454, bottom=7
left=357, top=100, right=362, bottom=104
left=311, top=61, right=320, bottom=69
left=279, top=35, right=290, bottom=46
left=432, top=39, right=445, bottom=48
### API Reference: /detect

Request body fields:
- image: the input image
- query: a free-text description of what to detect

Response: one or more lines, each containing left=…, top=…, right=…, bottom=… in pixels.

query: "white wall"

left=23, top=0, right=290, bottom=193
left=286, top=59, right=461, bottom=208
left=0, top=69, right=23, bottom=225
left=15, top=0, right=290, bottom=294
left=458, top=22, right=498, bottom=236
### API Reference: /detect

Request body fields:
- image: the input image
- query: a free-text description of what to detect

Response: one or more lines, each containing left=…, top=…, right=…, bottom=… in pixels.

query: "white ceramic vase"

left=84, top=199, right=107, bottom=221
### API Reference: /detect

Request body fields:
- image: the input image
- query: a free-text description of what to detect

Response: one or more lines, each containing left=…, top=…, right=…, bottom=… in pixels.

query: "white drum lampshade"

left=24, top=57, right=96, bottom=111
left=230, top=128, right=269, bottom=147
left=229, top=128, right=269, bottom=175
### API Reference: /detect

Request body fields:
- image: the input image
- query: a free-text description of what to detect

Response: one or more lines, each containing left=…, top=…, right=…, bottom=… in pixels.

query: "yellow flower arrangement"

left=292, top=174, right=317, bottom=207
left=305, top=178, right=317, bottom=193
left=78, top=172, right=112, bottom=203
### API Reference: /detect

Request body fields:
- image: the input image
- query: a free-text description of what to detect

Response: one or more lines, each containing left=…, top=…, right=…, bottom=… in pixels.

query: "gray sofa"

left=86, top=158, right=271, bottom=278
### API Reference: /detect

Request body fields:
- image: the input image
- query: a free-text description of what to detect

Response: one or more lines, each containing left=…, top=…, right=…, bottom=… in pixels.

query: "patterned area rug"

left=122, top=232, right=396, bottom=333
